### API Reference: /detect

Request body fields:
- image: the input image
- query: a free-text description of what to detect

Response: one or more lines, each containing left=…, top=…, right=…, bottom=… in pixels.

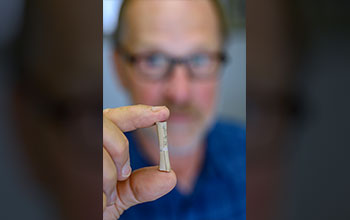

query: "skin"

left=115, top=0, right=221, bottom=150
left=103, top=105, right=176, bottom=219
left=104, top=0, right=222, bottom=219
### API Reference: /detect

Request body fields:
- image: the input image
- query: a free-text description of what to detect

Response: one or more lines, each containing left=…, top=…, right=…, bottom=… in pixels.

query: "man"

left=103, top=0, right=245, bottom=219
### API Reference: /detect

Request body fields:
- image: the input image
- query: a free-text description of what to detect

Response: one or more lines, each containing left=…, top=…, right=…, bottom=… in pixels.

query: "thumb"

left=116, top=166, right=177, bottom=213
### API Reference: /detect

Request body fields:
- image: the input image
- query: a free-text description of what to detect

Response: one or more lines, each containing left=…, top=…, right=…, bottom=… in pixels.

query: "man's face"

left=116, top=0, right=222, bottom=151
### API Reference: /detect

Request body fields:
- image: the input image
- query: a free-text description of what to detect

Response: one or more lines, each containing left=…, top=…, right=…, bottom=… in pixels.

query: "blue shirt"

left=121, top=121, right=246, bottom=220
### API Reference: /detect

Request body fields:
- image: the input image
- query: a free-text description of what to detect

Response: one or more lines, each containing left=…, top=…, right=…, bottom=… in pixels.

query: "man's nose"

left=165, top=64, right=191, bottom=104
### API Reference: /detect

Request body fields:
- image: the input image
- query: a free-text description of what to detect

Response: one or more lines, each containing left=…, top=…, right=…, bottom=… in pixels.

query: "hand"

left=103, top=105, right=177, bottom=219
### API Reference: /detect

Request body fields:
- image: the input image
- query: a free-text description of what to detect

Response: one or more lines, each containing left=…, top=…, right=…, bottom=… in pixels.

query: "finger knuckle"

left=111, top=136, right=129, bottom=159
left=103, top=168, right=117, bottom=184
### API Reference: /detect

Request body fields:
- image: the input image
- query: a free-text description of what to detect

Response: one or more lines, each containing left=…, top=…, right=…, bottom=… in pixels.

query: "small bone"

left=156, top=121, right=171, bottom=172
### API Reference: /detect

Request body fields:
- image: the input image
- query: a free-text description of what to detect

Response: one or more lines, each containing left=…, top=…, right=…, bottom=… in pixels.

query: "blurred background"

left=0, top=0, right=102, bottom=219
left=247, top=0, right=350, bottom=219
left=103, top=0, right=246, bottom=124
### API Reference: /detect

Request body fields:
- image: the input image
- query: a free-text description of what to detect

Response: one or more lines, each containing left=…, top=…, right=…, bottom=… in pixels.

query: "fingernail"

left=151, top=106, right=165, bottom=112
left=122, top=163, right=131, bottom=178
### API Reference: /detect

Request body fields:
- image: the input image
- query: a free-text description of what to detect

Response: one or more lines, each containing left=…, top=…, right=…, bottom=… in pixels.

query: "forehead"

left=123, top=0, right=221, bottom=54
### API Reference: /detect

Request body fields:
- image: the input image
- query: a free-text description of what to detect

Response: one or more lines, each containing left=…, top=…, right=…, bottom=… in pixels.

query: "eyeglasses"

left=117, top=47, right=227, bottom=81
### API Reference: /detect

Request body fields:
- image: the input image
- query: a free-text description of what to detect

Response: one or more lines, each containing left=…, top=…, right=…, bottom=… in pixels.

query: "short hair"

left=113, top=0, right=229, bottom=49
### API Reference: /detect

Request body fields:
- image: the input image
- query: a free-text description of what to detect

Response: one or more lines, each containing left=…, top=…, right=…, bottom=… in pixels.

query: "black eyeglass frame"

left=116, top=46, right=228, bottom=81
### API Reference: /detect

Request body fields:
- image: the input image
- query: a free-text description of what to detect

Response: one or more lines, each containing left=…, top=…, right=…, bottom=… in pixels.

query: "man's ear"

left=114, top=51, right=130, bottom=90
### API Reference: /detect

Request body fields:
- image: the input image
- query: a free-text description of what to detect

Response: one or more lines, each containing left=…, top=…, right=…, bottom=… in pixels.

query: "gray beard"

left=139, top=126, right=205, bottom=157
left=136, top=109, right=216, bottom=157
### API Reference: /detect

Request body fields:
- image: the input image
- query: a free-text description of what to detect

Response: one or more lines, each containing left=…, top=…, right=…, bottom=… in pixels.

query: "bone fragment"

left=156, top=121, right=171, bottom=172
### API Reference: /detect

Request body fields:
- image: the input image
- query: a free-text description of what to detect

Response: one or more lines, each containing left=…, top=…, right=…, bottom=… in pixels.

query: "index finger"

left=103, top=105, right=170, bottom=132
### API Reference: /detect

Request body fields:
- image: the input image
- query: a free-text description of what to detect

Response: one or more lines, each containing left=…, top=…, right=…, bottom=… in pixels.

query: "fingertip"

left=154, top=106, right=170, bottom=121
left=166, top=170, right=177, bottom=189
left=121, top=161, right=132, bottom=179
left=117, top=163, right=132, bottom=181
left=148, top=106, right=170, bottom=123
left=150, top=167, right=177, bottom=194
left=129, top=166, right=176, bottom=202
left=163, top=106, right=170, bottom=118
left=155, top=168, right=177, bottom=188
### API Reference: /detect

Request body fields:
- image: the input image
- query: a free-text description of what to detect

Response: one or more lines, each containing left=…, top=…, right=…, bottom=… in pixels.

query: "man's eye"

left=144, top=54, right=167, bottom=67
left=190, top=54, right=210, bottom=66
